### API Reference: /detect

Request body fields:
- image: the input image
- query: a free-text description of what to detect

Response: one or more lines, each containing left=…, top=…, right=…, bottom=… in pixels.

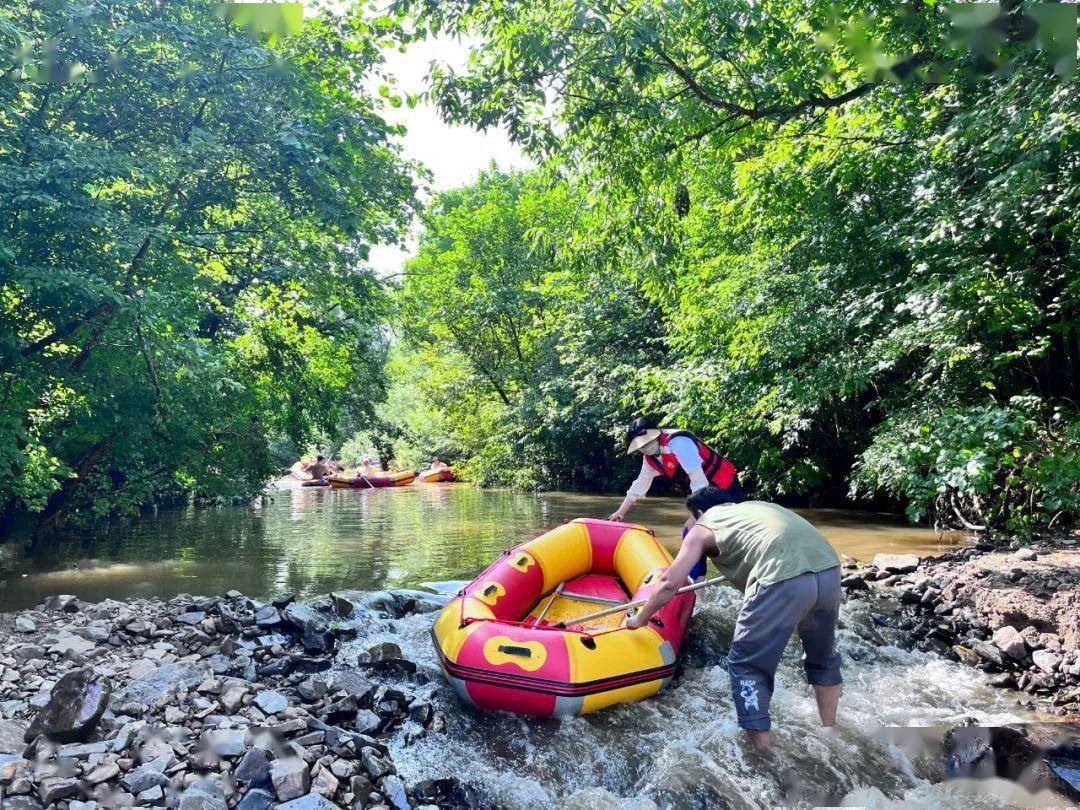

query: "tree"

left=1, top=0, right=418, bottom=531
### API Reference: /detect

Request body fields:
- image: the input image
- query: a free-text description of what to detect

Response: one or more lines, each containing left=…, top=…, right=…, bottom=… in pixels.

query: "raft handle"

left=650, top=616, right=665, bottom=629
left=580, top=637, right=597, bottom=650
left=483, top=584, right=498, bottom=597
left=497, top=644, right=532, bottom=658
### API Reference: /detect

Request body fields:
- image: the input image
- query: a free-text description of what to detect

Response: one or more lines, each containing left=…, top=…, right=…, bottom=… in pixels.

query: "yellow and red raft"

left=432, top=518, right=695, bottom=717
left=417, top=466, right=455, bottom=483
left=328, top=470, right=415, bottom=488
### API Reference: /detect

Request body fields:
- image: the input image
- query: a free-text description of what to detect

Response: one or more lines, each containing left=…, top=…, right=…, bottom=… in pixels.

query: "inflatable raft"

left=328, top=470, right=415, bottom=488
left=417, top=467, right=455, bottom=483
left=433, top=518, right=695, bottom=717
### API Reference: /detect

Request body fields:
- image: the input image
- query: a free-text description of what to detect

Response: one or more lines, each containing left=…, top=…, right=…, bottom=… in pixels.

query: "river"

left=0, top=484, right=1047, bottom=807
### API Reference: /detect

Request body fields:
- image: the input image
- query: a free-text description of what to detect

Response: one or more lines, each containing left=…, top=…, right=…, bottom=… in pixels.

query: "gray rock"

left=271, top=757, right=311, bottom=802
left=41, top=594, right=80, bottom=612
left=83, top=761, right=121, bottom=785
left=871, top=554, right=920, bottom=574
left=354, top=709, right=381, bottom=735
left=57, top=740, right=110, bottom=758
left=282, top=603, right=335, bottom=654
left=219, top=685, right=248, bottom=713
left=48, top=634, right=97, bottom=657
left=37, top=777, right=78, bottom=804
left=992, top=626, right=1027, bottom=659
left=14, top=616, right=36, bottom=633
left=0, top=719, right=28, bottom=754
left=254, top=606, right=281, bottom=627
left=236, top=788, right=275, bottom=810
left=1033, top=649, right=1061, bottom=674
left=378, top=775, right=409, bottom=810
left=0, top=797, right=44, bottom=810
left=1014, top=547, right=1038, bottom=561
left=234, top=746, right=272, bottom=789
left=253, top=691, right=288, bottom=715
left=136, top=785, right=165, bottom=803
left=111, top=663, right=210, bottom=708
left=203, top=728, right=246, bottom=758
left=359, top=748, right=392, bottom=780
left=120, top=760, right=169, bottom=794
left=24, top=668, right=111, bottom=743
left=174, top=611, right=207, bottom=626
left=178, top=778, right=228, bottom=810
left=969, top=641, right=1006, bottom=667
left=277, top=794, right=341, bottom=810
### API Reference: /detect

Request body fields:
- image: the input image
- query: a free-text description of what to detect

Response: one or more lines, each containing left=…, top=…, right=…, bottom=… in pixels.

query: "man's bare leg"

left=812, top=684, right=841, bottom=727
left=746, top=729, right=773, bottom=751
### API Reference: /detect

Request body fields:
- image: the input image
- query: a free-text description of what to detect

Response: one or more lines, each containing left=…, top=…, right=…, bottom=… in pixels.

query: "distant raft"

left=432, top=518, right=695, bottom=717
left=328, top=470, right=416, bottom=488
left=417, top=467, right=455, bottom=483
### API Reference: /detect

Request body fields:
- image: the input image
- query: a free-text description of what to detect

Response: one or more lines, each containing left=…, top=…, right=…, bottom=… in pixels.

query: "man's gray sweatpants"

left=727, top=566, right=843, bottom=731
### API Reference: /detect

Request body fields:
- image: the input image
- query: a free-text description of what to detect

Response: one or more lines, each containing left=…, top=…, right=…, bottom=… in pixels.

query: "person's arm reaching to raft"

left=625, top=524, right=714, bottom=630
left=609, top=435, right=709, bottom=522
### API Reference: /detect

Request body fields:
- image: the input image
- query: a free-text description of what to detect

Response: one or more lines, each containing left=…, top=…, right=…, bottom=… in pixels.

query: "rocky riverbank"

left=840, top=533, right=1080, bottom=718
left=0, top=590, right=483, bottom=810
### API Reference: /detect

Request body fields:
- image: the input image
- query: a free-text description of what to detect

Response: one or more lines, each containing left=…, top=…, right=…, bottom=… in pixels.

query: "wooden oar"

left=532, top=582, right=564, bottom=626
left=555, top=575, right=725, bottom=629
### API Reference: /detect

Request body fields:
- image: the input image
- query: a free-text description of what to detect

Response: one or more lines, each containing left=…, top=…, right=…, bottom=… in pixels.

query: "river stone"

left=271, top=757, right=311, bottom=801
left=236, top=789, right=275, bottom=810
left=969, top=641, right=1006, bottom=667
left=41, top=594, right=80, bottom=612
left=37, top=777, right=78, bottom=804
left=283, top=604, right=335, bottom=654
left=378, top=775, right=409, bottom=810
left=234, top=746, right=272, bottom=789
left=953, top=645, right=982, bottom=666
left=253, top=690, right=288, bottom=715
left=871, top=554, right=920, bottom=574
left=14, top=616, right=36, bottom=633
left=360, top=748, right=392, bottom=780
left=992, top=626, right=1027, bottom=659
left=1033, top=650, right=1061, bottom=674
left=0, top=719, right=28, bottom=754
left=83, top=762, right=121, bottom=785
left=1014, top=547, right=1038, bottom=561
left=111, top=663, right=210, bottom=708
left=1, top=797, right=43, bottom=810
left=204, top=728, right=246, bottom=758
left=120, top=757, right=171, bottom=793
left=355, top=709, right=381, bottom=735
left=24, top=668, right=111, bottom=743
left=178, top=778, right=228, bottom=810
left=277, top=794, right=339, bottom=810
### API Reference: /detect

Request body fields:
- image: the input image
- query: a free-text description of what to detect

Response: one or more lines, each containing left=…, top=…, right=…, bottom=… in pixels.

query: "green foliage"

left=394, top=1, right=1079, bottom=531
left=391, top=170, right=661, bottom=490
left=1, top=0, right=416, bottom=530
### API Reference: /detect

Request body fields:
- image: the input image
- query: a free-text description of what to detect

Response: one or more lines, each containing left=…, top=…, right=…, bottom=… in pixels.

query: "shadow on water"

left=0, top=486, right=966, bottom=612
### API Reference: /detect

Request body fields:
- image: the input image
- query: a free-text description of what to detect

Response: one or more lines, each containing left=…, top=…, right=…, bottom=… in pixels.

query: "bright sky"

left=365, top=35, right=534, bottom=276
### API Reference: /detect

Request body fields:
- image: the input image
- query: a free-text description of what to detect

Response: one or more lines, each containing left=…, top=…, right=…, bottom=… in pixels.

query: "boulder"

left=41, top=594, right=80, bottom=612
left=355, top=710, right=382, bottom=736
left=271, top=757, right=311, bottom=802
left=1033, top=650, right=1061, bottom=675
left=992, top=626, right=1028, bottom=660
left=0, top=719, right=28, bottom=754
left=378, top=775, right=410, bottom=810
left=203, top=728, right=246, bottom=758
left=969, top=641, right=1006, bottom=668
left=871, top=554, right=920, bottom=575
left=283, top=604, right=335, bottom=655
left=277, top=794, right=340, bottom=810
left=178, top=779, right=228, bottom=810
left=234, top=747, right=272, bottom=790
left=24, top=668, right=111, bottom=743
left=236, top=789, right=275, bottom=810
left=37, top=777, right=78, bottom=804
left=253, top=690, right=289, bottom=715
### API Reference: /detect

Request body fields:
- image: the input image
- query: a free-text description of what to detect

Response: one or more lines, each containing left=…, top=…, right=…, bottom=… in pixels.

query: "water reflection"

left=0, top=485, right=966, bottom=611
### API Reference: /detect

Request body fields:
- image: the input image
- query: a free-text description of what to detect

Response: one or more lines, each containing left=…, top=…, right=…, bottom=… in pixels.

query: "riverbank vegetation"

left=3, top=0, right=1077, bottom=536
left=388, top=0, right=1079, bottom=533
left=1, top=1, right=416, bottom=532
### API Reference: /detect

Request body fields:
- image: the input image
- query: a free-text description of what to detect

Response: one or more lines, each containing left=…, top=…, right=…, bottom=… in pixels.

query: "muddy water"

left=0, top=484, right=964, bottom=611
left=0, top=485, right=1054, bottom=806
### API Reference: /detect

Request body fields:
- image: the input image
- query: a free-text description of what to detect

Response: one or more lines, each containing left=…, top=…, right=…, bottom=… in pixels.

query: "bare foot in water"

left=746, top=729, right=773, bottom=751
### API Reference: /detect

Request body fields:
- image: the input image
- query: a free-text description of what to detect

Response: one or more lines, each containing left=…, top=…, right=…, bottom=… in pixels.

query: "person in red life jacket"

left=608, top=416, right=744, bottom=525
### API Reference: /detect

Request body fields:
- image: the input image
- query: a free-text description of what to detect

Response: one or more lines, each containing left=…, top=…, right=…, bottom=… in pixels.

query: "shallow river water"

left=0, top=485, right=1057, bottom=807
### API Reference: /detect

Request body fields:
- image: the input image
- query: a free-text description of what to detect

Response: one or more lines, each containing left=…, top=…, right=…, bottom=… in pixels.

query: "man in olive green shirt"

left=627, top=487, right=843, bottom=751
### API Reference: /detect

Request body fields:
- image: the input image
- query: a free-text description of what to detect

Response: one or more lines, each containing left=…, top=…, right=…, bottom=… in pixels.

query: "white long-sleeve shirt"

left=625, top=435, right=710, bottom=500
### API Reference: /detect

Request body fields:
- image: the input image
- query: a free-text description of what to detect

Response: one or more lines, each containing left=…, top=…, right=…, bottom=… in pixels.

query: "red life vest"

left=643, top=430, right=738, bottom=492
